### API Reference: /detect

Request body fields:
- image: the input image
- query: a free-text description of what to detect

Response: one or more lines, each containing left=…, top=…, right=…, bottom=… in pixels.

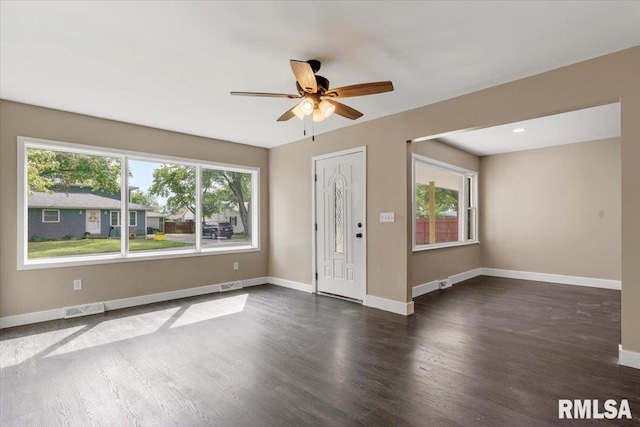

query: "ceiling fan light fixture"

left=318, top=100, right=336, bottom=118
left=291, top=104, right=305, bottom=120
left=312, top=108, right=326, bottom=123
left=299, top=97, right=315, bottom=115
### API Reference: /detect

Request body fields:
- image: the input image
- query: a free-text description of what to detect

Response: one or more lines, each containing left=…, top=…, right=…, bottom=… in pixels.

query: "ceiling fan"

left=231, top=59, right=394, bottom=123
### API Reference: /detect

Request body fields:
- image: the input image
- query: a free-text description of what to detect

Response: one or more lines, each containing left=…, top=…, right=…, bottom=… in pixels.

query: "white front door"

left=86, top=210, right=101, bottom=234
left=315, top=150, right=365, bottom=300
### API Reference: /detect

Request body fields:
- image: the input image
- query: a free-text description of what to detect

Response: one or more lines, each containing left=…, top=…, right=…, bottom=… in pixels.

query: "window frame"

left=18, top=136, right=260, bottom=270
left=41, top=209, right=60, bottom=223
left=110, top=210, right=121, bottom=227
left=110, top=210, right=136, bottom=227
left=412, top=153, right=479, bottom=251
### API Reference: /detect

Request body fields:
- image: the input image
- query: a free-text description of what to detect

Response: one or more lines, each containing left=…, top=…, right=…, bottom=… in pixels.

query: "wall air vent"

left=220, top=282, right=243, bottom=293
left=64, top=302, right=105, bottom=319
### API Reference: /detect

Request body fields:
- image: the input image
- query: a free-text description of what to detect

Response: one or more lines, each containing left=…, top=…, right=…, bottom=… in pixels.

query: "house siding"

left=28, top=208, right=147, bottom=239
left=28, top=208, right=85, bottom=239
left=106, top=210, right=147, bottom=237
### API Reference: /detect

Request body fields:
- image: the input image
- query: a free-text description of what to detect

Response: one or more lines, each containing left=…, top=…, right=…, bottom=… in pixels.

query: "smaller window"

left=110, top=211, right=120, bottom=227
left=42, top=209, right=60, bottom=223
left=412, top=154, right=478, bottom=250
left=110, top=211, right=136, bottom=227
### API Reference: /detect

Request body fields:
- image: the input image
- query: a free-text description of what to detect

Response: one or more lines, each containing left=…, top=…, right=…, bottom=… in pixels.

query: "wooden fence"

left=415, top=217, right=458, bottom=245
left=164, top=221, right=195, bottom=234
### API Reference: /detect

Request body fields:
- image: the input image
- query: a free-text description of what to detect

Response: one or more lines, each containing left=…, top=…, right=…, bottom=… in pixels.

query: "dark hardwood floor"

left=1, top=277, right=639, bottom=426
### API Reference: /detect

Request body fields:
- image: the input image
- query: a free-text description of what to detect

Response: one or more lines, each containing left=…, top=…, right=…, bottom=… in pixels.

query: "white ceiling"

left=1, top=2, right=639, bottom=149
left=440, top=102, right=621, bottom=156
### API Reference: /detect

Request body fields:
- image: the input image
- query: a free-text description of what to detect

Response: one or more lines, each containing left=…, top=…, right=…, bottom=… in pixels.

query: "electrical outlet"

left=233, top=262, right=239, bottom=271
left=380, top=212, right=395, bottom=223
left=73, top=279, right=83, bottom=291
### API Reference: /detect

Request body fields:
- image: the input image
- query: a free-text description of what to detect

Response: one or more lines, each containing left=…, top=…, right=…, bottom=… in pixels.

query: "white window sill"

left=18, top=245, right=260, bottom=270
left=413, top=240, right=480, bottom=252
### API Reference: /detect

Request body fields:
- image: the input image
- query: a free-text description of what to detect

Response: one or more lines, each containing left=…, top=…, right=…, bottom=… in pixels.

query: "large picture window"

left=412, top=154, right=478, bottom=251
left=18, top=137, right=260, bottom=269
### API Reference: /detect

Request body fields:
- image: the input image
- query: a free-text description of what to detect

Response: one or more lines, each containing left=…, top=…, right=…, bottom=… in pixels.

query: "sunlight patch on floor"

left=1, top=325, right=85, bottom=369
left=44, top=306, right=181, bottom=358
left=170, top=293, right=248, bottom=328
left=42, top=294, right=249, bottom=358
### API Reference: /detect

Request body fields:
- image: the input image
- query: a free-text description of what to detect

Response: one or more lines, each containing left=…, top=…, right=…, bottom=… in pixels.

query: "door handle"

left=356, top=233, right=363, bottom=238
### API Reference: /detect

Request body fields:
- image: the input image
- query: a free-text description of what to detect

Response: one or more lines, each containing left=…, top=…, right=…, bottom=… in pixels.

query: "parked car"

left=202, top=222, right=219, bottom=239
left=217, top=222, right=234, bottom=239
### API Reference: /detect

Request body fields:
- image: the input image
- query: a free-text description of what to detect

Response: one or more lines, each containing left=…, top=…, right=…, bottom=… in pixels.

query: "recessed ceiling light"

left=513, top=127, right=526, bottom=133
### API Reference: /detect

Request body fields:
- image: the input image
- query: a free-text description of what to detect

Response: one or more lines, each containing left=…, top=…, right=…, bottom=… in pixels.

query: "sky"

left=128, top=160, right=167, bottom=207
left=128, top=160, right=157, bottom=192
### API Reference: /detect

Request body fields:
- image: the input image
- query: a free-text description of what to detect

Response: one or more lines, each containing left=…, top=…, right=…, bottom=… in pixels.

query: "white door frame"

left=311, top=146, right=367, bottom=298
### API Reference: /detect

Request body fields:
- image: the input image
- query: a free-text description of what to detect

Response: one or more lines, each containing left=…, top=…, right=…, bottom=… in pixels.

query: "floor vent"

left=220, top=282, right=243, bottom=292
left=64, top=302, right=105, bottom=319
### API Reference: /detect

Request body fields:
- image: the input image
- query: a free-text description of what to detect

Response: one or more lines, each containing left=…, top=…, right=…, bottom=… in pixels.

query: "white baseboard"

left=482, top=268, right=621, bottom=290
left=412, top=280, right=439, bottom=298
left=0, top=307, right=63, bottom=329
left=0, top=277, right=270, bottom=329
left=268, top=277, right=313, bottom=293
left=267, top=277, right=414, bottom=316
left=104, top=283, right=222, bottom=311
left=242, top=277, right=270, bottom=288
left=450, top=268, right=484, bottom=284
left=364, top=295, right=414, bottom=316
left=619, top=345, right=640, bottom=370
left=412, top=268, right=484, bottom=299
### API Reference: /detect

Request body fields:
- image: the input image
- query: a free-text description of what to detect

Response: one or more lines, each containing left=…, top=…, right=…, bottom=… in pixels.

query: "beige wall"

left=410, top=139, right=481, bottom=287
left=481, top=138, right=621, bottom=279
left=0, top=101, right=269, bottom=317
left=399, top=47, right=639, bottom=353
left=2, top=47, right=639, bottom=355
left=270, top=46, right=640, bottom=353
left=270, top=114, right=411, bottom=303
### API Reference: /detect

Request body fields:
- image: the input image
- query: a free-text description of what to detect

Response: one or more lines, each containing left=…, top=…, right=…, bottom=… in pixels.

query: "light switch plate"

left=380, top=212, right=395, bottom=223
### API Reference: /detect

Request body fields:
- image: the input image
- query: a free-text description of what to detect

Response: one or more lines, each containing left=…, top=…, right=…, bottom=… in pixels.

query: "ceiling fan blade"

left=290, top=60, right=318, bottom=94
left=231, top=91, right=301, bottom=99
left=324, top=81, right=394, bottom=98
left=276, top=106, right=297, bottom=122
left=326, top=100, right=363, bottom=120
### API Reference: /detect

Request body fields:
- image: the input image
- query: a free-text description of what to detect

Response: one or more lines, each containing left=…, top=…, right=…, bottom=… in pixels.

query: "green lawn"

left=28, top=239, right=191, bottom=259
left=229, top=232, right=249, bottom=241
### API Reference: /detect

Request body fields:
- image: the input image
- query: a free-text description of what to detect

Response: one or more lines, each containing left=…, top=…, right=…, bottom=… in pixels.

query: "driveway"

left=147, top=233, right=250, bottom=249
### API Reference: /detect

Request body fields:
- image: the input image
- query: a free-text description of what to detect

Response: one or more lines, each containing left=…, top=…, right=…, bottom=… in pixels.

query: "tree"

left=148, top=165, right=252, bottom=236
left=203, top=170, right=252, bottom=237
left=130, top=190, right=160, bottom=210
left=27, top=149, right=121, bottom=195
left=415, top=184, right=458, bottom=218
left=148, top=165, right=197, bottom=214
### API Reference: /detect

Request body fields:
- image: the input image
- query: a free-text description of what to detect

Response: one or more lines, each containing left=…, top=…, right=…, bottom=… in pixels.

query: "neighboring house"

left=208, top=208, right=245, bottom=233
left=166, top=209, right=195, bottom=223
left=28, top=185, right=153, bottom=239
left=146, top=212, right=166, bottom=232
